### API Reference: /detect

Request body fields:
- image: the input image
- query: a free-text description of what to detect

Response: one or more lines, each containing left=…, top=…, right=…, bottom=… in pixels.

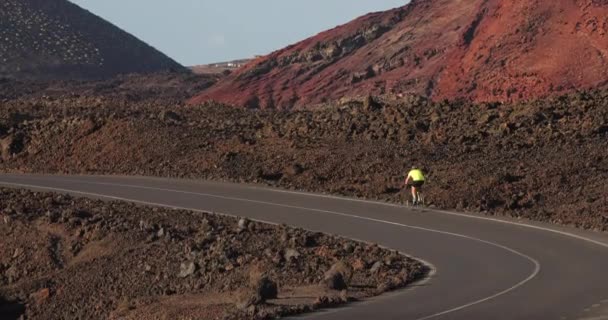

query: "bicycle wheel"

left=417, top=192, right=425, bottom=207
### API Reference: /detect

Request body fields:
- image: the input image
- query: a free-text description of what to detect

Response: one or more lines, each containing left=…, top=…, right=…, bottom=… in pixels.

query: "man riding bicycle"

left=404, top=166, right=425, bottom=205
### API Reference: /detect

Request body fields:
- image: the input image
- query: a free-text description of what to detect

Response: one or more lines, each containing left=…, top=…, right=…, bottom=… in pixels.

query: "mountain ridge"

left=0, top=0, right=185, bottom=79
left=190, top=0, right=608, bottom=109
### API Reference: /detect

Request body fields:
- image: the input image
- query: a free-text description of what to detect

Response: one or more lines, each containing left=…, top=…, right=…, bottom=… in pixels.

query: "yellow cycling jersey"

left=408, top=169, right=425, bottom=181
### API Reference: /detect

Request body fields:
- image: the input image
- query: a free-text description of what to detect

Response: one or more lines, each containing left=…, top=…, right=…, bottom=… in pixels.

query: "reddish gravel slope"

left=190, top=0, right=608, bottom=109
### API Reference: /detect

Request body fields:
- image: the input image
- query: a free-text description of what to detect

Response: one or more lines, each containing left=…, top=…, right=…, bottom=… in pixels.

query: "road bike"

left=404, top=186, right=425, bottom=207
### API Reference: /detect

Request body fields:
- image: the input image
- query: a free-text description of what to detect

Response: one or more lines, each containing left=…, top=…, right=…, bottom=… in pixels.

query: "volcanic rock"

left=178, top=261, right=197, bottom=278
left=0, top=0, right=185, bottom=79
left=252, top=276, right=278, bottom=301
left=370, top=261, right=383, bottom=274
left=283, top=248, right=301, bottom=262
left=323, top=270, right=347, bottom=291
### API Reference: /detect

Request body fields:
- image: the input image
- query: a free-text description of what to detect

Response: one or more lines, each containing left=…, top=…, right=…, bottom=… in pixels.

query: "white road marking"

left=45, top=175, right=608, bottom=249
left=0, top=178, right=540, bottom=320
left=256, top=183, right=608, bottom=249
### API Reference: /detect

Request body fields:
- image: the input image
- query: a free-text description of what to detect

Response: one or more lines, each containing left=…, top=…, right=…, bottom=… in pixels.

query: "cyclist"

left=404, top=166, right=425, bottom=205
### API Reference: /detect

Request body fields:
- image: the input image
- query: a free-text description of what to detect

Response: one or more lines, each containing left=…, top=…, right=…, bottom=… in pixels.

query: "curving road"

left=1, top=174, right=608, bottom=319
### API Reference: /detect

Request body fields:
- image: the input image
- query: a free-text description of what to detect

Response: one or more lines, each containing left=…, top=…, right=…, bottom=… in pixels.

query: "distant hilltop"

left=0, top=0, right=185, bottom=80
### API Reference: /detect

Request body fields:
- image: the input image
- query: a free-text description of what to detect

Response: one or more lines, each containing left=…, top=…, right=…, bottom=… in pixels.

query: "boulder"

left=323, top=262, right=352, bottom=291
left=370, top=261, right=383, bottom=274
left=178, top=261, right=197, bottom=278
left=247, top=270, right=278, bottom=302
left=323, top=270, right=347, bottom=290
left=283, top=248, right=300, bottom=262
left=253, top=276, right=278, bottom=301
left=237, top=218, right=249, bottom=233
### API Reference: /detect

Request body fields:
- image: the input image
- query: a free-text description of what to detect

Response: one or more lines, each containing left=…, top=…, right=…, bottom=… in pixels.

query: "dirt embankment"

left=0, top=90, right=607, bottom=231
left=0, top=188, right=425, bottom=320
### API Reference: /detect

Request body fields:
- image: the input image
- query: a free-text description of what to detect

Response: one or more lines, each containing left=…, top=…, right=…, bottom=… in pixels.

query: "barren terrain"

left=3, top=1, right=608, bottom=319
left=0, top=72, right=218, bottom=104
left=0, top=187, right=425, bottom=320
left=1, top=82, right=607, bottom=232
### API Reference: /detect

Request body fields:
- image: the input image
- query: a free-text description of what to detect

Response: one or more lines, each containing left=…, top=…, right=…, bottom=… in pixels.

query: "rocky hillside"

left=190, top=0, right=608, bottom=109
left=0, top=0, right=185, bottom=79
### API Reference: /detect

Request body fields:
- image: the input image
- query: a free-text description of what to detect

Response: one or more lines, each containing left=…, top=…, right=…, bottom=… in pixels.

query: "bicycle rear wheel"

left=416, top=192, right=425, bottom=207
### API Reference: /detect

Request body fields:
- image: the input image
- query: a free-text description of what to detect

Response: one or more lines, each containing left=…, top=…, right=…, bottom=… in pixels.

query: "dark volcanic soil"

left=0, top=0, right=184, bottom=79
left=0, top=72, right=219, bottom=104
left=0, top=89, right=607, bottom=232
left=0, top=188, right=425, bottom=320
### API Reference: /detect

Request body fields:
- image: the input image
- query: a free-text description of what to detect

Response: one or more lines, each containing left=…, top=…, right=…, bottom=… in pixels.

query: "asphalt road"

left=1, top=174, right=608, bottom=320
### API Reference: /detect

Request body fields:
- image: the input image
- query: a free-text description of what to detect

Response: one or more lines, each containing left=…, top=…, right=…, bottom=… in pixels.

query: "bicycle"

left=404, top=185, right=425, bottom=207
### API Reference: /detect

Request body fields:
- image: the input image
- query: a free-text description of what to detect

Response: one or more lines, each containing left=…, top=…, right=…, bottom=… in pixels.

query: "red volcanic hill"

left=190, top=0, right=608, bottom=109
left=0, top=0, right=185, bottom=79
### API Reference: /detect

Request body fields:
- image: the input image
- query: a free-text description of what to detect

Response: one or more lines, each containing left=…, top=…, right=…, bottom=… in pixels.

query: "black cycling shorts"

left=409, top=181, right=425, bottom=188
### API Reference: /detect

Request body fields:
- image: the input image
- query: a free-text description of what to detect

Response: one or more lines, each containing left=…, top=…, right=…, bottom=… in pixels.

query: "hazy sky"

left=69, top=1, right=408, bottom=66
